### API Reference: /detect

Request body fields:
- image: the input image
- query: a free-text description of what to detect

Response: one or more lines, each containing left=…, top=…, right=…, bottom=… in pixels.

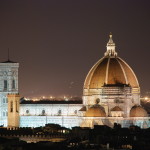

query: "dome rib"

left=116, top=58, right=128, bottom=84
left=84, top=57, right=105, bottom=89
left=107, top=58, right=126, bottom=85
left=105, top=57, right=110, bottom=84
left=118, top=57, right=139, bottom=88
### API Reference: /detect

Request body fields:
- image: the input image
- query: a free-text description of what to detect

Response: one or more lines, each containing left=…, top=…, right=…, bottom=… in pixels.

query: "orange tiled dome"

left=130, top=105, right=148, bottom=117
left=84, top=57, right=139, bottom=89
left=85, top=105, right=106, bottom=117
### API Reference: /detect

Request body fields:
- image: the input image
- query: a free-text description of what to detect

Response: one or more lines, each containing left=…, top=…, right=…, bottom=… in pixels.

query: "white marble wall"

left=20, top=104, right=83, bottom=116
left=19, top=103, right=83, bottom=128
left=20, top=116, right=82, bottom=128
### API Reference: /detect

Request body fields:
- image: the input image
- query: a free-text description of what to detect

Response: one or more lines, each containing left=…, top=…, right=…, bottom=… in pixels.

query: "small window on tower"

left=10, top=101, right=13, bottom=112
left=16, top=101, right=18, bottom=112
left=4, top=80, right=7, bottom=90
left=12, top=80, right=15, bottom=89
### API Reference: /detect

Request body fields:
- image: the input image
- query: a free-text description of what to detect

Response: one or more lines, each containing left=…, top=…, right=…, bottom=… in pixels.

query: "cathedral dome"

left=130, top=105, right=148, bottom=117
left=85, top=105, right=106, bottom=117
left=84, top=34, right=139, bottom=89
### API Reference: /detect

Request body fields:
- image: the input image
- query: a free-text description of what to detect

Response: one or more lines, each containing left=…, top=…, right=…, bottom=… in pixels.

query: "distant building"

left=0, top=34, right=149, bottom=128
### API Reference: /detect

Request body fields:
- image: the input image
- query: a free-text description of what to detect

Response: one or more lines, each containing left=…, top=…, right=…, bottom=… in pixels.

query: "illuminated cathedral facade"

left=0, top=34, right=149, bottom=129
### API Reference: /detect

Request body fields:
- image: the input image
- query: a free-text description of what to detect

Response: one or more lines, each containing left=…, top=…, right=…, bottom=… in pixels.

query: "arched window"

left=16, top=101, right=18, bottom=112
left=10, top=101, right=13, bottom=112
left=114, top=98, right=120, bottom=103
left=26, top=110, right=29, bottom=114
left=42, top=110, right=45, bottom=115
left=12, top=80, right=15, bottom=89
left=4, top=80, right=7, bottom=90
left=3, top=98, right=5, bottom=103
left=95, top=98, right=100, bottom=104
left=58, top=110, right=61, bottom=115
left=74, top=110, right=77, bottom=114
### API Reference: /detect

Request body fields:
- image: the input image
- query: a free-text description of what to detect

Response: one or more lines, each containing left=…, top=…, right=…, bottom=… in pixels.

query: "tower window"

left=16, top=101, right=18, bottom=112
left=10, top=101, right=13, bottom=112
left=12, top=80, right=15, bottom=89
left=4, top=80, right=7, bottom=90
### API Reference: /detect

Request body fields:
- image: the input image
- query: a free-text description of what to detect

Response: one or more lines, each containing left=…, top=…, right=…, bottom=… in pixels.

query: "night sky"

left=0, top=0, right=150, bottom=98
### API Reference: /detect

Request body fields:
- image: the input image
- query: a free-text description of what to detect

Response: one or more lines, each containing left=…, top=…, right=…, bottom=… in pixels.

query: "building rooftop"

left=20, top=99, right=83, bottom=104
left=1, top=60, right=17, bottom=63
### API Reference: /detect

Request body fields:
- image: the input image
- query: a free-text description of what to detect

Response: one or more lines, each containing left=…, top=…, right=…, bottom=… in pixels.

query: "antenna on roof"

left=8, top=48, right=10, bottom=61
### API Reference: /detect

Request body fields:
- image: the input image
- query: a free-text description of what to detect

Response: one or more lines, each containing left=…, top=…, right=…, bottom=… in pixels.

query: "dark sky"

left=0, top=0, right=150, bottom=98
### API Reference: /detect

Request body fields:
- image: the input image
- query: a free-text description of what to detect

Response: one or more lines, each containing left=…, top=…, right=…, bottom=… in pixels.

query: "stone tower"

left=0, top=60, right=19, bottom=126
left=7, top=94, right=20, bottom=128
